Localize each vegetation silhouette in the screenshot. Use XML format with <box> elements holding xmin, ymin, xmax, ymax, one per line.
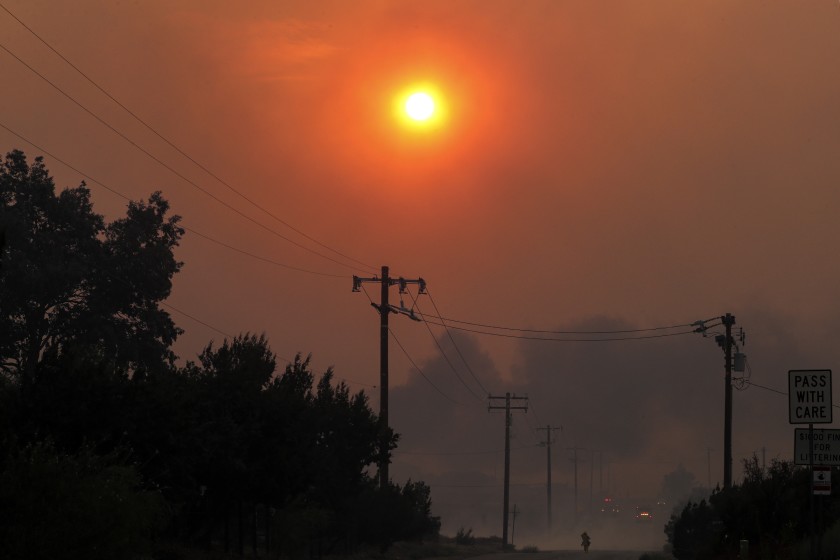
<box><xmin>666</xmin><ymin>456</ymin><xmax>840</xmax><ymax>560</ymax></box>
<box><xmin>0</xmin><ymin>150</ymin><xmax>439</xmax><ymax>559</ymax></box>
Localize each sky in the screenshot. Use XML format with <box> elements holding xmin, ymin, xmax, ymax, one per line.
<box><xmin>2</xmin><ymin>0</ymin><xmax>840</xmax><ymax>548</ymax></box>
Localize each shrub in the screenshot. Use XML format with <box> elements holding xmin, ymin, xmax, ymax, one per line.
<box><xmin>455</xmin><ymin>527</ymin><xmax>475</xmax><ymax>545</ymax></box>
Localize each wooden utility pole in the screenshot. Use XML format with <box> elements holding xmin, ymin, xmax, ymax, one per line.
<box><xmin>489</xmin><ymin>393</ymin><xmax>528</xmax><ymax>548</ymax></box>
<box><xmin>353</xmin><ymin>266</ymin><xmax>425</xmax><ymax>489</ymax></box>
<box><xmin>537</xmin><ymin>426</ymin><xmax>558</xmax><ymax>531</ymax></box>
<box><xmin>567</xmin><ymin>446</ymin><xmax>585</xmax><ymax>525</ymax></box>
<box><xmin>721</xmin><ymin>313</ymin><xmax>735</xmax><ymax>489</ymax></box>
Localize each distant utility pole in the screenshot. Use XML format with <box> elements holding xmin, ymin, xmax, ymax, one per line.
<box><xmin>567</xmin><ymin>446</ymin><xmax>585</xmax><ymax>526</ymax></box>
<box><xmin>695</xmin><ymin>313</ymin><xmax>746</xmax><ymax>491</ymax></box>
<box><xmin>353</xmin><ymin>266</ymin><xmax>425</xmax><ymax>489</ymax></box>
<box><xmin>510</xmin><ymin>504</ymin><xmax>519</xmax><ymax>547</ymax></box>
<box><xmin>598</xmin><ymin>451</ymin><xmax>604</xmax><ymax>497</ymax></box>
<box><xmin>717</xmin><ymin>313</ymin><xmax>736</xmax><ymax>489</ymax></box>
<box><xmin>589</xmin><ymin>449</ymin><xmax>595</xmax><ymax>514</ymax></box>
<box><xmin>537</xmin><ymin>426</ymin><xmax>558</xmax><ymax>531</ymax></box>
<box><xmin>707</xmin><ymin>448</ymin><xmax>712</xmax><ymax>489</ymax></box>
<box><xmin>489</xmin><ymin>393</ymin><xmax>528</xmax><ymax>548</ymax></box>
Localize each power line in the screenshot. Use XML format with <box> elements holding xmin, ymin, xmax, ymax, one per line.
<box><xmin>389</xmin><ymin>327</ymin><xmax>460</xmax><ymax>405</ymax></box>
<box><xmin>422</xmin><ymin>287</ymin><xmax>490</xmax><ymax>395</ymax></box>
<box><xmin>405</xmin><ymin>290</ymin><xmax>486</xmax><ymax>402</ymax></box>
<box><xmin>0</xmin><ymin>1</ymin><xmax>377</xmax><ymax>275</ymax></box>
<box><xmin>417</xmin><ymin>314</ymin><xmax>697</xmax><ymax>335</ymax></box>
<box><xmin>0</xmin><ymin>40</ymin><xmax>373</xmax><ymax>275</ymax></box>
<box><xmin>394</xmin><ymin>443</ymin><xmax>541</xmax><ymax>457</ymax></box>
<box><xmin>0</xmin><ymin>121</ymin><xmax>347</xmax><ymax>279</ymax></box>
<box><xmin>358</xmin><ymin>284</ymin><xmax>460</xmax><ymax>405</ymax></box>
<box><xmin>420</xmin><ymin>317</ymin><xmax>698</xmax><ymax>342</ymax></box>
<box><xmin>409</xmin><ymin>294</ymin><xmax>485</xmax><ymax>403</ymax></box>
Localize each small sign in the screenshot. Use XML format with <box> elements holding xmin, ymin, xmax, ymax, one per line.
<box><xmin>794</xmin><ymin>429</ymin><xmax>840</xmax><ymax>466</ymax></box>
<box><xmin>789</xmin><ymin>370</ymin><xmax>832</xmax><ymax>424</ymax></box>
<box><xmin>814</xmin><ymin>466</ymin><xmax>831</xmax><ymax>495</ymax></box>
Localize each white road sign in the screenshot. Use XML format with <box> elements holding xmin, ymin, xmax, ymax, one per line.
<box><xmin>789</xmin><ymin>370</ymin><xmax>832</xmax><ymax>424</ymax></box>
<box><xmin>794</xmin><ymin>429</ymin><xmax>840</xmax><ymax>466</ymax></box>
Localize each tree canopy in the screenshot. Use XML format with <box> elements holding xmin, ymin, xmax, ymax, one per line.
<box><xmin>0</xmin><ymin>149</ymin><xmax>183</xmax><ymax>380</ymax></box>
<box><xmin>0</xmin><ymin>150</ymin><xmax>439</xmax><ymax>558</ymax></box>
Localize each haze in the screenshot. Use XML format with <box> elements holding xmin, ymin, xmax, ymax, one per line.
<box><xmin>2</xmin><ymin>0</ymin><xmax>839</xmax><ymax>549</ymax></box>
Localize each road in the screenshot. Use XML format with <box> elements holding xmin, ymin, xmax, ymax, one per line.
<box><xmin>471</xmin><ymin>551</ymin><xmax>656</xmax><ymax>560</ymax></box>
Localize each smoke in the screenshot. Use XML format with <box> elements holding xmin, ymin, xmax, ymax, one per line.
<box><xmin>388</xmin><ymin>308</ymin><xmax>831</xmax><ymax>548</ymax></box>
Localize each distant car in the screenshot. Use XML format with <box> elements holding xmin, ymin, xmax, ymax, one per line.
<box><xmin>635</xmin><ymin>506</ymin><xmax>653</xmax><ymax>521</ymax></box>
<box><xmin>600</xmin><ymin>497</ymin><xmax>621</xmax><ymax>515</ymax></box>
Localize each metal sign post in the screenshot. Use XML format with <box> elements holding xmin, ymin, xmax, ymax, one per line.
<box><xmin>789</xmin><ymin>369</ymin><xmax>833</xmax><ymax>560</ymax></box>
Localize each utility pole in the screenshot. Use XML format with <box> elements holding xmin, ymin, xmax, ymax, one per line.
<box><xmin>353</xmin><ymin>266</ymin><xmax>425</xmax><ymax>489</ymax></box>
<box><xmin>707</xmin><ymin>448</ymin><xmax>712</xmax><ymax>489</ymax></box>
<box><xmin>510</xmin><ymin>504</ymin><xmax>519</xmax><ymax>548</ymax></box>
<box><xmin>567</xmin><ymin>446</ymin><xmax>585</xmax><ymax>526</ymax></box>
<box><xmin>537</xmin><ymin>426</ymin><xmax>557</xmax><ymax>531</ymax></box>
<box><xmin>718</xmin><ymin>313</ymin><xmax>735</xmax><ymax>489</ymax></box>
<box><xmin>696</xmin><ymin>313</ymin><xmax>745</xmax><ymax>491</ymax></box>
<box><xmin>589</xmin><ymin>449</ymin><xmax>595</xmax><ymax>515</ymax></box>
<box><xmin>598</xmin><ymin>451</ymin><xmax>603</xmax><ymax>497</ymax></box>
<box><xmin>489</xmin><ymin>393</ymin><xmax>528</xmax><ymax>548</ymax></box>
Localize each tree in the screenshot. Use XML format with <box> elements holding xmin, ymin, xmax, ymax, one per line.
<box><xmin>665</xmin><ymin>457</ymin><xmax>830</xmax><ymax>560</ymax></box>
<box><xmin>0</xmin><ymin>441</ymin><xmax>166</xmax><ymax>560</ymax></box>
<box><xmin>0</xmin><ymin>150</ymin><xmax>183</xmax><ymax>380</ymax></box>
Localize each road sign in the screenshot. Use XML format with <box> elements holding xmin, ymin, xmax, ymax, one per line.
<box><xmin>814</xmin><ymin>466</ymin><xmax>831</xmax><ymax>495</ymax></box>
<box><xmin>794</xmin><ymin>429</ymin><xmax>840</xmax><ymax>465</ymax></box>
<box><xmin>789</xmin><ymin>370</ymin><xmax>832</xmax><ymax>424</ymax></box>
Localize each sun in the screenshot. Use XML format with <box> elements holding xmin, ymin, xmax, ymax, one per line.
<box><xmin>405</xmin><ymin>92</ymin><xmax>435</xmax><ymax>121</ymax></box>
<box><xmin>392</xmin><ymin>84</ymin><xmax>447</xmax><ymax>132</ymax></box>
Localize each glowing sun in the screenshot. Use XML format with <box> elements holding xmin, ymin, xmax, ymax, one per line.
<box><xmin>405</xmin><ymin>92</ymin><xmax>435</xmax><ymax>121</ymax></box>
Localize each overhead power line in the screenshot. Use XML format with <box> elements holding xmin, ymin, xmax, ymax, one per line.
<box><xmin>421</xmin><ymin>318</ymin><xmax>698</xmax><ymax>342</ymax></box>
<box><xmin>357</xmin><ymin>281</ymin><xmax>462</xmax><ymax>428</ymax></box>
<box><xmin>0</xmin><ymin>1</ymin><xmax>376</xmax><ymax>274</ymax></box>
<box><xmin>405</xmin><ymin>291</ymin><xmax>485</xmax><ymax>403</ymax></box>
<box><xmin>424</xmin><ymin>316</ymin><xmax>696</xmax><ymax>335</ymax></box>
<box><xmin>0</xmin><ymin>121</ymin><xmax>346</xmax><ymax>279</ymax></box>
<box><xmin>389</xmin><ymin>327</ymin><xmax>460</xmax><ymax>405</ymax></box>
<box><xmin>419</xmin><ymin>287</ymin><xmax>490</xmax><ymax>396</ymax></box>
<box><xmin>0</xmin><ymin>40</ymin><xmax>373</xmax><ymax>276</ymax></box>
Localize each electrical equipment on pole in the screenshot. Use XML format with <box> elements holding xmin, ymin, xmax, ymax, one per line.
<box><xmin>353</xmin><ymin>266</ymin><xmax>426</xmax><ymax>489</ymax></box>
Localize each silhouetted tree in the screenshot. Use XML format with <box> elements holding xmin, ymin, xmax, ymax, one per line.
<box><xmin>0</xmin><ymin>441</ymin><xmax>166</xmax><ymax>560</ymax></box>
<box><xmin>665</xmin><ymin>457</ymin><xmax>833</xmax><ymax>559</ymax></box>
<box><xmin>0</xmin><ymin>149</ymin><xmax>183</xmax><ymax>382</ymax></box>
<box><xmin>0</xmin><ymin>155</ymin><xmax>440</xmax><ymax>553</ymax></box>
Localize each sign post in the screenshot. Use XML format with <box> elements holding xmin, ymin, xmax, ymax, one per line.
<box><xmin>789</xmin><ymin>369</ymin><xmax>833</xmax><ymax>560</ymax></box>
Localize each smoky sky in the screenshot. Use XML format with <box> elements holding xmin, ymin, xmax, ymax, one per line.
<box><xmin>2</xmin><ymin>0</ymin><xmax>840</xmax><ymax>546</ymax></box>
<box><xmin>389</xmin><ymin>309</ymin><xmax>829</xmax><ymax>539</ymax></box>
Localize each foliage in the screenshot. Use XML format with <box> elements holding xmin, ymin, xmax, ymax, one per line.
<box><xmin>0</xmin><ymin>441</ymin><xmax>166</xmax><ymax>560</ymax></box>
<box><xmin>0</xmin><ymin>150</ymin><xmax>440</xmax><ymax>556</ymax></box>
<box><xmin>0</xmin><ymin>149</ymin><xmax>183</xmax><ymax>380</ymax></box>
<box><xmin>355</xmin><ymin>479</ymin><xmax>441</xmax><ymax>551</ymax></box>
<box><xmin>665</xmin><ymin>456</ymin><xmax>833</xmax><ymax>560</ymax></box>
<box><xmin>665</xmin><ymin>499</ymin><xmax>722</xmax><ymax>560</ymax></box>
<box><xmin>455</xmin><ymin>527</ymin><xmax>475</xmax><ymax>545</ymax></box>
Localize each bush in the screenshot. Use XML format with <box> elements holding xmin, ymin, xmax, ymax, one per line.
<box><xmin>0</xmin><ymin>441</ymin><xmax>166</xmax><ymax>560</ymax></box>
<box><xmin>455</xmin><ymin>527</ymin><xmax>475</xmax><ymax>545</ymax></box>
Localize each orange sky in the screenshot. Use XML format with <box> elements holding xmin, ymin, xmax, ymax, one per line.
<box><xmin>2</xmin><ymin>0</ymin><xmax>840</xmax><ymax>545</ymax></box>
